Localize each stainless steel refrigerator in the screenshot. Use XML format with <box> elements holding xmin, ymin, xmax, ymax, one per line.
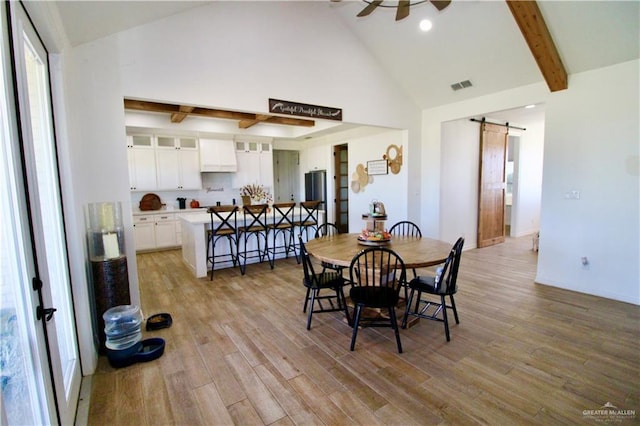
<box><xmin>304</xmin><ymin>170</ymin><xmax>327</xmax><ymax>212</ymax></box>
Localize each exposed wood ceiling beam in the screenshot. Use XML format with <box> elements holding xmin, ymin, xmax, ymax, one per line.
<box><xmin>170</xmin><ymin>105</ymin><xmax>195</xmax><ymax>123</ymax></box>
<box><xmin>123</xmin><ymin>99</ymin><xmax>315</xmax><ymax>128</ymax></box>
<box><xmin>506</xmin><ymin>0</ymin><xmax>568</xmax><ymax>92</ymax></box>
<box><xmin>239</xmin><ymin>114</ymin><xmax>271</xmax><ymax>129</ymax></box>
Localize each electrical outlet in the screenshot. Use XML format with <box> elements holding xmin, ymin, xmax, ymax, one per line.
<box><xmin>581</xmin><ymin>256</ymin><xmax>590</xmax><ymax>270</ymax></box>
<box><xmin>564</xmin><ymin>190</ymin><xmax>581</xmax><ymax>200</ymax></box>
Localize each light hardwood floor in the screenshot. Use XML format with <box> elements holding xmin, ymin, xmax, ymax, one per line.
<box><xmin>87</xmin><ymin>236</ymin><xmax>639</xmax><ymax>425</ymax></box>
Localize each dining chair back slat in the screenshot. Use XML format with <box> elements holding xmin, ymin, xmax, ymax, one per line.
<box><xmin>348</xmin><ymin>247</ymin><xmax>406</xmax><ymax>353</ymax></box>
<box><xmin>401</xmin><ymin>237</ymin><xmax>464</xmax><ymax>341</ymax></box>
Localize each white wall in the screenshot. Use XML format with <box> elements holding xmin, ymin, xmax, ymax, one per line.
<box><xmin>438</xmin><ymin>111</ymin><xmax>544</xmax><ymax>246</ymax></box>
<box><xmin>440</xmin><ymin>119</ymin><xmax>479</xmax><ymax>246</ymax></box>
<box><xmin>423</xmin><ymin>60</ymin><xmax>639</xmax><ymax>305</ymax></box>
<box><xmin>345</xmin><ymin>129</ymin><xmax>408</xmax><ymax>231</ymax></box>
<box><xmin>511</xmin><ymin>114</ymin><xmax>544</xmax><ymax>237</ymax></box>
<box><xmin>293</xmin><ymin>126</ymin><xmax>407</xmax><ymax>231</ymax></box>
<box><xmin>422</xmin><ymin>83</ymin><xmax>549</xmax><ymax>238</ymax></box>
<box><xmin>537</xmin><ymin>60</ymin><xmax>639</xmax><ymax>305</ymax></box>
<box><xmin>56</xmin><ymin>2</ymin><xmax>422</xmax><ymax>373</ymax></box>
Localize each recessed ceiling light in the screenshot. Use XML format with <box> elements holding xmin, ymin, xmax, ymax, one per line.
<box><xmin>419</xmin><ymin>19</ymin><xmax>433</xmax><ymax>32</ymax></box>
<box><xmin>525</xmin><ymin>104</ymin><xmax>536</xmax><ymax>109</ymax></box>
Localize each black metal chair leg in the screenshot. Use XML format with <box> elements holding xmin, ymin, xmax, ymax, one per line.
<box><xmin>402</xmin><ymin>288</ymin><xmax>415</xmax><ymax>329</ymax></box>
<box><xmin>450</xmin><ymin>294</ymin><xmax>459</xmax><ymax>324</ymax></box>
<box><xmin>303</xmin><ymin>287</ymin><xmax>311</xmax><ymax>313</ymax></box>
<box><xmin>441</xmin><ymin>295</ymin><xmax>450</xmax><ymax>342</ymax></box>
<box><xmin>389</xmin><ymin>306</ymin><xmax>403</xmax><ymax>354</ymax></box>
<box><xmin>350</xmin><ymin>305</ymin><xmax>362</xmax><ymax>351</ymax></box>
<box><xmin>306</xmin><ymin>289</ymin><xmax>317</xmax><ymax>330</ymax></box>
<box><xmin>342</xmin><ymin>288</ymin><xmax>352</xmax><ymax>326</ymax></box>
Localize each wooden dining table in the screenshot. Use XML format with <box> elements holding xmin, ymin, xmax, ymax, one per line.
<box><xmin>305</xmin><ymin>233</ymin><xmax>452</xmax><ymax>270</ymax></box>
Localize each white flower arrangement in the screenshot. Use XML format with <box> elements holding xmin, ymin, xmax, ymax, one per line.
<box><xmin>240</xmin><ymin>183</ymin><xmax>273</xmax><ymax>204</ymax></box>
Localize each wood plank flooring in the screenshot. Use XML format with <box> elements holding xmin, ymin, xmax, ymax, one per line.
<box><xmin>87</xmin><ymin>236</ymin><xmax>639</xmax><ymax>425</ymax></box>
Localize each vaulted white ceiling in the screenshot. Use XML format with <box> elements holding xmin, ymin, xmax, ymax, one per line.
<box><xmin>51</xmin><ymin>1</ymin><xmax>639</xmax><ymax>119</ymax></box>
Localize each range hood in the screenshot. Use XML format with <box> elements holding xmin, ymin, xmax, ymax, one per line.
<box><xmin>200</xmin><ymin>138</ymin><xmax>237</xmax><ymax>172</ymax></box>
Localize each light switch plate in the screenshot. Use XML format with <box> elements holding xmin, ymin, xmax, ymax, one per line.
<box><xmin>564</xmin><ymin>190</ymin><xmax>580</xmax><ymax>200</ymax></box>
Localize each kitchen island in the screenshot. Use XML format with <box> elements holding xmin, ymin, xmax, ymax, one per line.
<box><xmin>180</xmin><ymin>208</ymin><xmax>325</xmax><ymax>278</ymax></box>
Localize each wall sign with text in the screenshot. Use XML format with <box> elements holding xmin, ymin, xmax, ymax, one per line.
<box><xmin>367</xmin><ymin>160</ymin><xmax>388</xmax><ymax>175</ymax></box>
<box><xmin>269</xmin><ymin>98</ymin><xmax>342</xmax><ymax>121</ymax></box>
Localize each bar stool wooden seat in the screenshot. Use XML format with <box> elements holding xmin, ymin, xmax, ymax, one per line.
<box><xmin>297</xmin><ymin>199</ymin><xmax>321</xmax><ymax>239</ymax></box>
<box><xmin>293</xmin><ymin>200</ymin><xmax>321</xmax><ymax>263</ymax></box>
<box><xmin>206</xmin><ymin>206</ymin><xmax>238</xmax><ymax>280</ymax></box>
<box><xmin>237</xmin><ymin>204</ymin><xmax>273</xmax><ymax>275</ymax></box>
<box><xmin>267</xmin><ymin>202</ymin><xmax>297</xmax><ymax>262</ymax></box>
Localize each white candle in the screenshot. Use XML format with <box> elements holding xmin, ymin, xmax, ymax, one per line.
<box><xmin>100</xmin><ymin>203</ymin><xmax>115</xmax><ymax>230</ymax></box>
<box><xmin>103</xmin><ymin>233</ymin><xmax>120</xmax><ymax>259</ymax></box>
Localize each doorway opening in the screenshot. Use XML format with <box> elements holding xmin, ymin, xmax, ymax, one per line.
<box><xmin>333</xmin><ymin>144</ymin><xmax>349</xmax><ymax>233</ymax></box>
<box><xmin>273</xmin><ymin>150</ymin><xmax>300</xmax><ymax>203</ymax></box>
<box><xmin>505</xmin><ymin>135</ymin><xmax>518</xmax><ymax>236</ymax></box>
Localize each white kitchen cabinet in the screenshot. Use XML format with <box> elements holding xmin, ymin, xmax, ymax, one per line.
<box><xmin>133</xmin><ymin>213</ymin><xmax>178</xmax><ymax>250</ymax></box>
<box><xmin>127</xmin><ymin>135</ymin><xmax>157</xmax><ymax>191</ymax></box>
<box><xmin>133</xmin><ymin>215</ymin><xmax>157</xmax><ymax>250</ymax></box>
<box><xmin>232</xmin><ymin>141</ymin><xmax>273</xmax><ymax>189</ymax></box>
<box><xmin>199</xmin><ymin>138</ymin><xmax>237</xmax><ymax>172</ymax></box>
<box><xmin>154</xmin><ymin>213</ymin><xmax>178</xmax><ymax>247</ymax></box>
<box><xmin>155</xmin><ymin>136</ymin><xmax>202</xmax><ymax>190</ymax></box>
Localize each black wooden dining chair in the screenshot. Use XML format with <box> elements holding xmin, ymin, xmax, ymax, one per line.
<box><xmin>348</xmin><ymin>247</ymin><xmax>406</xmax><ymax>353</ymax></box>
<box><xmin>314</xmin><ymin>223</ymin><xmax>344</xmax><ymax>275</ymax></box>
<box><xmin>315</xmin><ymin>222</ymin><xmax>339</xmax><ymax>238</ymax></box>
<box><xmin>401</xmin><ymin>237</ymin><xmax>464</xmax><ymax>341</ymax></box>
<box><xmin>299</xmin><ymin>236</ymin><xmax>350</xmax><ymax>330</ymax></box>
<box><xmin>389</xmin><ymin>220</ymin><xmax>423</xmax><ymax>296</ymax></box>
<box><xmin>389</xmin><ymin>220</ymin><xmax>422</xmax><ymax>238</ymax></box>
<box><xmin>389</xmin><ymin>220</ymin><xmax>421</xmax><ymax>273</ymax></box>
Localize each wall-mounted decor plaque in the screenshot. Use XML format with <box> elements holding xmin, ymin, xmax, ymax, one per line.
<box><xmin>367</xmin><ymin>159</ymin><xmax>388</xmax><ymax>176</ymax></box>
<box><xmin>269</xmin><ymin>98</ymin><xmax>342</xmax><ymax>121</ymax></box>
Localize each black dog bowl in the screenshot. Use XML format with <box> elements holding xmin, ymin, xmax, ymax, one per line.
<box><xmin>106</xmin><ymin>342</ymin><xmax>142</xmax><ymax>368</ymax></box>
<box><xmin>133</xmin><ymin>338</ymin><xmax>165</xmax><ymax>363</ymax></box>
<box><xmin>146</xmin><ymin>313</ymin><xmax>172</xmax><ymax>331</ymax></box>
<box><xmin>106</xmin><ymin>338</ymin><xmax>165</xmax><ymax>368</ymax></box>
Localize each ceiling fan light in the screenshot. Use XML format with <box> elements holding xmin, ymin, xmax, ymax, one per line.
<box><xmin>419</xmin><ymin>19</ymin><xmax>433</xmax><ymax>32</ymax></box>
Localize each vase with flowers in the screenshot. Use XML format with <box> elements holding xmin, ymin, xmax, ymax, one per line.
<box><xmin>240</xmin><ymin>183</ymin><xmax>273</xmax><ymax>206</ymax></box>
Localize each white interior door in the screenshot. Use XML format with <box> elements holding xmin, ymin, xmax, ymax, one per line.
<box><xmin>1</xmin><ymin>2</ymin><xmax>81</xmax><ymax>424</ymax></box>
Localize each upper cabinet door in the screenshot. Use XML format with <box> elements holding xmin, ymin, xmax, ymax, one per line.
<box><xmin>155</xmin><ymin>136</ymin><xmax>202</xmax><ymax>190</ymax></box>
<box><xmin>178</xmin><ymin>137</ymin><xmax>201</xmax><ymax>189</ymax></box>
<box><xmin>127</xmin><ymin>135</ymin><xmax>157</xmax><ymax>191</ymax></box>
<box><xmin>232</xmin><ymin>142</ymin><xmax>273</xmax><ymax>189</ymax></box>
<box><xmin>200</xmin><ymin>138</ymin><xmax>237</xmax><ymax>172</ymax></box>
<box><xmin>155</xmin><ymin>147</ymin><xmax>180</xmax><ymax>190</ymax></box>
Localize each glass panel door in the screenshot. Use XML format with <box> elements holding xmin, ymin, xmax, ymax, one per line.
<box><xmin>0</xmin><ymin>2</ymin><xmax>81</xmax><ymax>424</ymax></box>
<box><xmin>0</xmin><ymin>3</ymin><xmax>52</xmax><ymax>423</ymax></box>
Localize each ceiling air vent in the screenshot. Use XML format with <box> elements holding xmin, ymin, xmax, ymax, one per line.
<box><xmin>451</xmin><ymin>80</ymin><xmax>473</xmax><ymax>91</ymax></box>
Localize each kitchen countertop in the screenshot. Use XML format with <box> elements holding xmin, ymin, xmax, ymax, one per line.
<box><xmin>131</xmin><ymin>206</ymin><xmax>208</xmax><ymax>216</ymax></box>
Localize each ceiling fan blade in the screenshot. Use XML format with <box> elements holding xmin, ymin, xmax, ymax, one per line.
<box><xmin>357</xmin><ymin>0</ymin><xmax>383</xmax><ymax>17</ymax></box>
<box><xmin>430</xmin><ymin>0</ymin><xmax>451</xmax><ymax>11</ymax></box>
<box><xmin>396</xmin><ymin>0</ymin><xmax>410</xmax><ymax>21</ymax></box>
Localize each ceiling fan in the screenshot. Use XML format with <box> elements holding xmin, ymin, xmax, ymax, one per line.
<box><xmin>333</xmin><ymin>0</ymin><xmax>451</xmax><ymax>21</ymax></box>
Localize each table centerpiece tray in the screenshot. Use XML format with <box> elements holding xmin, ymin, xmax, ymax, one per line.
<box><xmin>357</xmin><ymin>236</ymin><xmax>391</xmax><ymax>246</ymax></box>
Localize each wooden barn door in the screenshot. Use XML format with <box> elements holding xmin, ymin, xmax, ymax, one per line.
<box><xmin>477</xmin><ymin>122</ymin><xmax>508</xmax><ymax>248</ymax></box>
